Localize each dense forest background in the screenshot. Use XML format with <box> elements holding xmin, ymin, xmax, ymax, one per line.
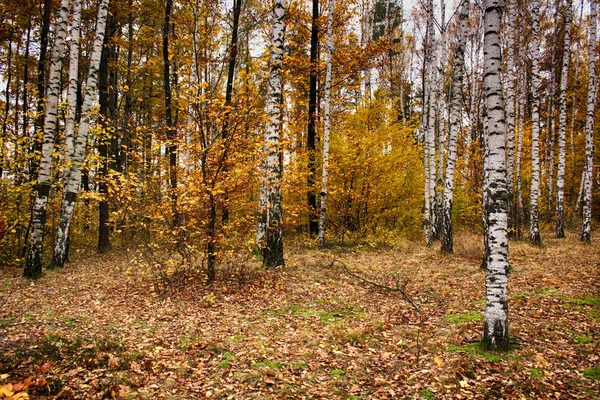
<box><xmin>0</xmin><ymin>0</ymin><xmax>597</xmax><ymax>276</ymax></box>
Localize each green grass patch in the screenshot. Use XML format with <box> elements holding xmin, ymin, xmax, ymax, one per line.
<box><xmin>331</xmin><ymin>368</ymin><xmax>345</xmax><ymax>377</ymax></box>
<box><xmin>445</xmin><ymin>342</ymin><xmax>515</xmax><ymax>362</ymax></box>
<box><xmin>278</xmin><ymin>303</ymin><xmax>365</xmax><ymax>323</ymax></box>
<box><xmin>582</xmin><ymin>367</ymin><xmax>600</xmax><ymax>381</ymax></box>
<box><xmin>539</xmin><ymin>287</ymin><xmax>560</xmax><ymax>296</ymax></box>
<box><xmin>418</xmin><ymin>388</ymin><xmax>434</xmax><ymax>399</ymax></box>
<box><xmin>556</xmin><ymin>296</ymin><xmax>599</xmax><ymax>306</ymax></box>
<box><xmin>253</xmin><ymin>359</ymin><xmax>283</xmax><ymax>370</ymax></box>
<box><xmin>443</xmin><ymin>310</ymin><xmax>482</xmax><ymax>324</ymax></box>
<box><xmin>59</xmin><ymin>315</ymin><xmax>88</xmax><ymax>328</ymax></box>
<box><xmin>574</xmin><ymin>335</ymin><xmax>593</xmax><ymax>344</ymax></box>
<box><xmin>529</xmin><ymin>368</ymin><xmax>543</xmax><ymax>379</ymax></box>
<box><xmin>217</xmin><ymin>352</ymin><xmax>236</xmax><ymax>368</ymax></box>
<box><xmin>513</xmin><ymin>291</ymin><xmax>533</xmax><ymax>298</ymax></box>
<box><xmin>176</xmin><ymin>334</ymin><xmax>201</xmax><ymax>349</ymax></box>
<box><xmin>0</xmin><ymin>315</ymin><xmax>16</xmax><ymax>327</ymax></box>
<box><xmin>574</xmin><ymin>306</ymin><xmax>600</xmax><ymax>321</ymax></box>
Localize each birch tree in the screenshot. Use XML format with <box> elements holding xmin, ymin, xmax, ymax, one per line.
<box><xmin>581</xmin><ymin>0</ymin><xmax>597</xmax><ymax>243</ymax></box>
<box><xmin>24</xmin><ymin>0</ymin><xmax>72</xmax><ymax>278</ymax></box>
<box><xmin>504</xmin><ymin>0</ymin><xmax>517</xmax><ymax>237</ymax></box>
<box><xmin>556</xmin><ymin>0</ymin><xmax>572</xmax><ymax>238</ymax></box>
<box><xmin>422</xmin><ymin>0</ymin><xmax>436</xmax><ymax>245</ymax></box>
<box><xmin>61</xmin><ymin>0</ymin><xmax>82</xmax><ymax>174</ymax></box>
<box><xmin>482</xmin><ymin>0</ymin><xmax>509</xmax><ymax>349</ymax></box>
<box><xmin>51</xmin><ymin>0</ymin><xmax>110</xmax><ymax>268</ymax></box>
<box><xmin>262</xmin><ymin>0</ymin><xmax>286</xmax><ymax>267</ymax></box>
<box><xmin>318</xmin><ymin>0</ymin><xmax>336</xmax><ymax>245</ymax></box>
<box><xmin>529</xmin><ymin>0</ymin><xmax>542</xmax><ymax>244</ymax></box>
<box><xmin>441</xmin><ymin>0</ymin><xmax>469</xmax><ymax>254</ymax></box>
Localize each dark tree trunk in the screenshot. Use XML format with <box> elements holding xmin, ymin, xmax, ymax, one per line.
<box><xmin>163</xmin><ymin>0</ymin><xmax>179</xmax><ymax>227</ymax></box>
<box><xmin>307</xmin><ymin>0</ymin><xmax>319</xmax><ymax>236</ymax></box>
<box><xmin>221</xmin><ymin>0</ymin><xmax>243</xmax><ymax>225</ymax></box>
<box><xmin>98</xmin><ymin>21</ymin><xmax>111</xmax><ymax>254</ymax></box>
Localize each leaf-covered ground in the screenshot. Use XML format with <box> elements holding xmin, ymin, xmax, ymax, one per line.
<box><xmin>1</xmin><ymin>232</ymin><xmax>599</xmax><ymax>399</ymax></box>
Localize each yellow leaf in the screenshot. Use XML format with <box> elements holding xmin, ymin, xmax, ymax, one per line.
<box><xmin>459</xmin><ymin>379</ymin><xmax>469</xmax><ymax>388</ymax></box>
<box><xmin>14</xmin><ymin>392</ymin><xmax>30</xmax><ymax>400</ymax></box>
<box><xmin>0</xmin><ymin>374</ymin><xmax>8</xmax><ymax>380</ymax></box>
<box><xmin>434</xmin><ymin>355</ymin><xmax>443</xmax><ymax>366</ymax></box>
<box><xmin>0</xmin><ymin>383</ymin><xmax>14</xmax><ymax>396</ymax></box>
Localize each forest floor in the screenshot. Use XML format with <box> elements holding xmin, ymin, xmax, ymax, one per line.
<box><xmin>1</xmin><ymin>231</ymin><xmax>599</xmax><ymax>399</ymax></box>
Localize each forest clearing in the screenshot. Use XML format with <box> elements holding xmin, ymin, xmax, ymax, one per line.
<box><xmin>1</xmin><ymin>231</ymin><xmax>599</xmax><ymax>399</ymax></box>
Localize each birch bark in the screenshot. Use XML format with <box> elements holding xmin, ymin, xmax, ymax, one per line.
<box><xmin>51</xmin><ymin>0</ymin><xmax>110</xmax><ymax>268</ymax></box>
<box><xmin>62</xmin><ymin>0</ymin><xmax>82</xmax><ymax>173</ymax></box>
<box><xmin>262</xmin><ymin>0</ymin><xmax>286</xmax><ymax>267</ymax></box>
<box><xmin>318</xmin><ymin>0</ymin><xmax>335</xmax><ymax>245</ymax></box>
<box><xmin>556</xmin><ymin>0</ymin><xmax>572</xmax><ymax>238</ymax></box>
<box><xmin>504</xmin><ymin>0</ymin><xmax>517</xmax><ymax>237</ymax></box>
<box><xmin>423</xmin><ymin>0</ymin><xmax>437</xmax><ymax>245</ymax></box>
<box><xmin>441</xmin><ymin>0</ymin><xmax>469</xmax><ymax>254</ymax></box>
<box><xmin>482</xmin><ymin>0</ymin><xmax>509</xmax><ymax>349</ymax></box>
<box><xmin>24</xmin><ymin>0</ymin><xmax>72</xmax><ymax>278</ymax></box>
<box><xmin>581</xmin><ymin>0</ymin><xmax>597</xmax><ymax>243</ymax></box>
<box><xmin>529</xmin><ymin>0</ymin><xmax>542</xmax><ymax>244</ymax></box>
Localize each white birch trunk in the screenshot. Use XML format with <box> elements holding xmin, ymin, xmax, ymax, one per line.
<box><xmin>504</xmin><ymin>0</ymin><xmax>517</xmax><ymax>237</ymax></box>
<box><xmin>262</xmin><ymin>0</ymin><xmax>286</xmax><ymax>267</ymax></box>
<box><xmin>556</xmin><ymin>0</ymin><xmax>572</xmax><ymax>238</ymax></box>
<box><xmin>257</xmin><ymin>153</ymin><xmax>268</xmax><ymax>246</ymax></box>
<box><xmin>423</xmin><ymin>0</ymin><xmax>437</xmax><ymax>245</ymax></box>
<box><xmin>24</xmin><ymin>0</ymin><xmax>72</xmax><ymax>278</ymax></box>
<box><xmin>434</xmin><ymin>0</ymin><xmax>448</xmax><ymax>241</ymax></box>
<box><xmin>62</xmin><ymin>0</ymin><xmax>82</xmax><ymax>184</ymax></box>
<box><xmin>318</xmin><ymin>0</ymin><xmax>335</xmax><ymax>245</ymax></box>
<box><xmin>52</xmin><ymin>0</ymin><xmax>110</xmax><ymax>267</ymax></box>
<box><xmin>529</xmin><ymin>0</ymin><xmax>542</xmax><ymax>244</ymax></box>
<box><xmin>482</xmin><ymin>0</ymin><xmax>509</xmax><ymax>349</ymax></box>
<box><xmin>516</xmin><ymin>70</ymin><xmax>525</xmax><ymax>239</ymax></box>
<box><xmin>441</xmin><ymin>0</ymin><xmax>469</xmax><ymax>254</ymax></box>
<box><xmin>581</xmin><ymin>0</ymin><xmax>597</xmax><ymax>243</ymax></box>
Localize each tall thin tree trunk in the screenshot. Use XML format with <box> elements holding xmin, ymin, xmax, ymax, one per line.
<box><xmin>504</xmin><ymin>0</ymin><xmax>517</xmax><ymax>238</ymax></box>
<box><xmin>318</xmin><ymin>0</ymin><xmax>335</xmax><ymax>245</ymax></box>
<box><xmin>262</xmin><ymin>0</ymin><xmax>286</xmax><ymax>267</ymax></box>
<box><xmin>51</xmin><ymin>0</ymin><xmax>110</xmax><ymax>268</ymax></box>
<box><xmin>0</xmin><ymin>33</ymin><xmax>13</xmax><ymax>179</ymax></box>
<box><xmin>441</xmin><ymin>0</ymin><xmax>469</xmax><ymax>254</ymax></box>
<box><xmin>556</xmin><ymin>0</ymin><xmax>572</xmax><ymax>238</ymax></box>
<box><xmin>98</xmin><ymin>9</ymin><xmax>117</xmax><ymax>254</ymax></box>
<box><xmin>163</xmin><ymin>0</ymin><xmax>179</xmax><ymax>228</ymax></box>
<box><xmin>48</xmin><ymin>0</ymin><xmax>81</xmax><ymax>267</ymax></box>
<box><xmin>515</xmin><ymin>69</ymin><xmax>525</xmax><ymax>240</ymax></box>
<box><xmin>20</xmin><ymin>21</ymin><xmax>32</xmax><ymax>183</ymax></box>
<box><xmin>433</xmin><ymin>0</ymin><xmax>447</xmax><ymax>242</ymax></box>
<box><xmin>581</xmin><ymin>0</ymin><xmax>597</xmax><ymax>243</ymax></box>
<box><xmin>482</xmin><ymin>0</ymin><xmax>509</xmax><ymax>350</ymax></box>
<box><xmin>307</xmin><ymin>0</ymin><xmax>319</xmax><ymax>237</ymax></box>
<box><xmin>24</xmin><ymin>0</ymin><xmax>72</xmax><ymax>278</ymax></box>
<box><xmin>61</xmin><ymin>0</ymin><xmax>81</xmax><ymax>172</ymax></box>
<box><xmin>221</xmin><ymin>0</ymin><xmax>242</xmax><ymax>225</ymax></box>
<box><xmin>31</xmin><ymin>0</ymin><xmax>51</xmax><ymax>180</ymax></box>
<box><xmin>423</xmin><ymin>0</ymin><xmax>436</xmax><ymax>245</ymax></box>
<box><xmin>529</xmin><ymin>0</ymin><xmax>542</xmax><ymax>244</ymax></box>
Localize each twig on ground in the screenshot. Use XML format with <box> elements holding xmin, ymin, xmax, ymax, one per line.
<box><xmin>329</xmin><ymin>258</ymin><xmax>420</xmax><ymax>313</ymax></box>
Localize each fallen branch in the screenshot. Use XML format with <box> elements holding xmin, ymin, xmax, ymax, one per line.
<box><xmin>329</xmin><ymin>258</ymin><xmax>420</xmax><ymax>313</ymax></box>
